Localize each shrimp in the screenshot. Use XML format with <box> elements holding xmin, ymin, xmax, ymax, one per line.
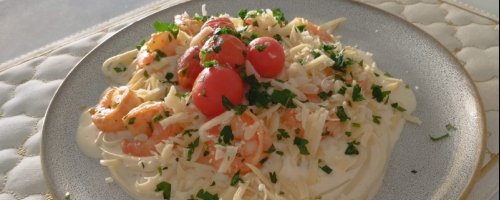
<box><xmin>121</xmin><ymin>101</ymin><xmax>186</xmax><ymax>157</ymax></box>
<box><xmin>90</xmin><ymin>87</ymin><xmax>143</xmax><ymax>133</ymax></box>
<box><xmin>198</xmin><ymin>111</ymin><xmax>272</xmax><ymax>174</ymax></box>
<box><xmin>305</xmin><ymin>21</ymin><xmax>335</xmax><ymax>43</ymax></box>
<box><xmin>137</xmin><ymin>32</ymin><xmax>181</xmax><ymax>69</ymax></box>
<box><xmin>175</xmin><ymin>14</ymin><xmax>203</xmax><ymax>36</ymax></box>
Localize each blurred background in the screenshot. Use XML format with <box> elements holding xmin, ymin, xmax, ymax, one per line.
<box><xmin>0</xmin><ymin>0</ymin><xmax>498</xmax><ymax>64</ymax></box>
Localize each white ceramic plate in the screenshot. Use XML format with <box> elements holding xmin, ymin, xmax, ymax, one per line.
<box><xmin>41</xmin><ymin>0</ymin><xmax>486</xmax><ymax>199</ymax></box>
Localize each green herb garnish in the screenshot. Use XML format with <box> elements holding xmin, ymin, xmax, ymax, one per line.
<box><xmin>336</xmin><ymin>106</ymin><xmax>350</xmax><ymax>122</ymax></box>
<box><xmin>255</xmin><ymin>44</ymin><xmax>266</xmax><ymax>52</ymax></box>
<box><xmin>318</xmin><ymin>91</ymin><xmax>334</xmax><ymax>101</ymax></box>
<box><xmin>277</xmin><ymin>129</ymin><xmax>291</xmax><ymax>141</ymax></box>
<box><xmin>270</xmin><ymin>172</ymin><xmax>278</xmax><ymax>184</ymax></box>
<box><xmin>320</xmin><ymin>165</ymin><xmax>333</xmax><ymax>174</ymax></box>
<box><xmin>293</xmin><ymin>137</ymin><xmax>310</xmax><ymax>155</ymax></box>
<box><xmin>153</xmin><ymin>21</ymin><xmax>179</xmax><ymax>38</ymax></box>
<box><xmin>352</xmin><ymin>85</ymin><xmax>365</xmax><ymax>102</ymax></box>
<box><xmin>391</xmin><ymin>103</ymin><xmax>407</xmax><ymax>112</ymax></box>
<box><xmin>270</xmin><ymin>89</ymin><xmax>297</xmax><ymax>108</ymax></box>
<box><xmin>373</xmin><ymin>115</ymin><xmax>382</xmax><ymax>125</ymax></box>
<box><xmin>152</xmin><ymin>113</ymin><xmax>163</xmax><ymax>123</ymax></box>
<box><xmin>187</xmin><ymin>137</ymin><xmax>200</xmax><ymax>161</ymax></box>
<box><xmin>230</xmin><ymin>170</ymin><xmax>245</xmax><ymax>186</ymax></box>
<box><xmin>446</xmin><ymin>124</ymin><xmax>457</xmax><ymax>131</ymax></box>
<box><xmin>220</xmin><ymin>126</ymin><xmax>234</xmax><ymax>144</ymax></box>
<box><xmin>155</xmin><ymin>182</ymin><xmax>172</xmax><ymax>199</ymax></box>
<box><xmin>430</xmin><ymin>134</ymin><xmax>450</xmax><ymax>142</ymax></box>
<box><xmin>345</xmin><ymin>141</ymin><xmax>360</xmax><ymax>155</ymax></box>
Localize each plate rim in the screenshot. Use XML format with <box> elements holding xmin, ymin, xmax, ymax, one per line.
<box><xmin>40</xmin><ymin>1</ymin><xmax>487</xmax><ymax>199</ymax></box>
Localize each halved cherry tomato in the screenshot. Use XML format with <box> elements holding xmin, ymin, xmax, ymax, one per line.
<box><xmin>201</xmin><ymin>34</ymin><xmax>247</xmax><ymax>73</ymax></box>
<box><xmin>247</xmin><ymin>37</ymin><xmax>285</xmax><ymax>78</ymax></box>
<box><xmin>176</xmin><ymin>46</ymin><xmax>204</xmax><ymax>89</ymax></box>
<box><xmin>192</xmin><ymin>66</ymin><xmax>244</xmax><ymax>117</ymax></box>
<box><xmin>202</xmin><ymin>17</ymin><xmax>235</xmax><ymax>30</ymax></box>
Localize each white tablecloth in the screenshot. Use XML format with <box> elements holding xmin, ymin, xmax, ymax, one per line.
<box><xmin>0</xmin><ymin>0</ymin><xmax>497</xmax><ymax>199</ymax></box>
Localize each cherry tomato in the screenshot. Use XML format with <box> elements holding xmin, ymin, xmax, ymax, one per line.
<box><xmin>201</xmin><ymin>34</ymin><xmax>247</xmax><ymax>73</ymax></box>
<box><xmin>176</xmin><ymin>46</ymin><xmax>204</xmax><ymax>89</ymax></box>
<box><xmin>202</xmin><ymin>17</ymin><xmax>235</xmax><ymax>30</ymax></box>
<box><xmin>192</xmin><ymin>66</ymin><xmax>245</xmax><ymax>117</ymax></box>
<box><xmin>247</xmin><ymin>37</ymin><xmax>285</xmax><ymax>78</ymax></box>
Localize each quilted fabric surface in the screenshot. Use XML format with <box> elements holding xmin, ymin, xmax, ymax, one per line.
<box><xmin>0</xmin><ymin>0</ymin><xmax>497</xmax><ymax>199</ymax></box>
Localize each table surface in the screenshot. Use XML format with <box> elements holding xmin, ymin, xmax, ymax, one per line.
<box><xmin>0</xmin><ymin>0</ymin><xmax>498</xmax><ymax>200</ymax></box>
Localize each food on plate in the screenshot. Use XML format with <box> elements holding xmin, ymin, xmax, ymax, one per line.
<box><xmin>77</xmin><ymin>5</ymin><xmax>419</xmax><ymax>200</ymax></box>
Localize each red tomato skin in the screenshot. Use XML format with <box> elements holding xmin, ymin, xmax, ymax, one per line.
<box><xmin>201</xmin><ymin>34</ymin><xmax>247</xmax><ymax>73</ymax></box>
<box><xmin>247</xmin><ymin>37</ymin><xmax>285</xmax><ymax>78</ymax></box>
<box><xmin>176</xmin><ymin>46</ymin><xmax>204</xmax><ymax>89</ymax></box>
<box><xmin>192</xmin><ymin>66</ymin><xmax>245</xmax><ymax>117</ymax></box>
<box><xmin>202</xmin><ymin>17</ymin><xmax>235</xmax><ymax>30</ymax></box>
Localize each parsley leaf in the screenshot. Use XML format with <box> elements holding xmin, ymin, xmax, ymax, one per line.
<box><xmin>230</xmin><ymin>170</ymin><xmax>245</xmax><ymax>186</ymax></box>
<box><xmin>152</xmin><ymin>113</ymin><xmax>163</xmax><ymax>123</ymax></box>
<box><xmin>391</xmin><ymin>103</ymin><xmax>407</xmax><ymax>112</ymax></box>
<box><xmin>336</xmin><ymin>106</ymin><xmax>350</xmax><ymax>122</ymax></box>
<box><xmin>337</xmin><ymin>86</ymin><xmax>347</xmax><ymax>95</ymax></box>
<box><xmin>153</xmin><ymin>22</ymin><xmax>179</xmax><ymax>38</ymax></box>
<box><xmin>187</xmin><ymin>137</ymin><xmax>200</xmax><ymax>161</ymax></box>
<box><xmin>371</xmin><ymin>84</ymin><xmax>391</xmax><ymax>103</ymax></box>
<box><xmin>270</xmin><ymin>172</ymin><xmax>278</xmax><ymax>184</ymax></box>
<box><xmin>310</xmin><ymin>50</ymin><xmax>322</xmax><ymax>59</ymax></box>
<box><xmin>446</xmin><ymin>124</ymin><xmax>457</xmax><ymax>131</ymax></box>
<box><xmin>293</xmin><ymin>137</ymin><xmax>310</xmax><ymax>155</ymax></box>
<box><xmin>296</xmin><ymin>25</ymin><xmax>307</xmax><ymax>32</ymax></box>
<box><xmin>373</xmin><ymin>115</ymin><xmax>382</xmax><ymax>125</ymax></box>
<box><xmin>136</xmin><ymin>40</ymin><xmax>146</xmax><ymax>51</ymax></box>
<box><xmin>255</xmin><ymin>44</ymin><xmax>267</xmax><ymax>52</ymax></box>
<box><xmin>319</xmin><ymin>43</ymin><xmax>337</xmax><ymax>52</ymax></box>
<box><xmin>318</xmin><ymin>91</ymin><xmax>334</xmax><ymax>101</ymax></box>
<box><xmin>155</xmin><ymin>182</ymin><xmax>172</xmax><ymax>200</ymax></box>
<box><xmin>320</xmin><ymin>165</ymin><xmax>333</xmax><ymax>174</ymax></box>
<box><xmin>345</xmin><ymin>141</ymin><xmax>360</xmax><ymax>155</ymax></box>
<box><xmin>430</xmin><ymin>134</ymin><xmax>450</xmax><ymax>142</ymax></box>
<box><xmin>222</xmin><ymin>95</ymin><xmax>235</xmax><ymax>111</ymax></box>
<box><xmin>233</xmin><ymin>105</ymin><xmax>248</xmax><ymax>115</ymax></box>
<box><xmin>193</xmin><ymin>16</ymin><xmax>210</xmax><ymax>22</ymax></box>
<box><xmin>272</xmin><ymin>9</ymin><xmax>287</xmax><ymax>25</ymax></box>
<box><xmin>128</xmin><ymin>117</ymin><xmax>136</xmax><ymax>125</ymax></box>
<box><xmin>273</xmin><ymin>34</ymin><xmax>283</xmax><ymax>42</ymax></box>
<box><xmin>352</xmin><ymin>85</ymin><xmax>365</xmax><ymax>102</ymax></box>
<box><xmin>264</xmin><ymin>144</ymin><xmax>277</xmax><ymax>154</ymax></box>
<box><xmin>345</xmin><ymin>131</ymin><xmax>352</xmax><ymax>137</ymax></box>
<box><xmin>384</xmin><ymin>72</ymin><xmax>393</xmax><ymax>77</ymax></box>
<box><xmin>238</xmin><ymin>9</ymin><xmax>248</xmax><ymax>20</ymax></box>
<box><xmin>276</xmin><ymin>151</ymin><xmax>284</xmax><ymax>156</ymax></box>
<box><xmin>158</xmin><ymin>167</ymin><xmax>163</xmax><ymax>176</ymax></box>
<box><xmin>220</xmin><ymin>126</ymin><xmax>234</xmax><ymax>144</ymax></box>
<box><xmin>113</xmin><ymin>67</ymin><xmax>126</xmax><ymax>73</ymax></box>
<box><xmin>277</xmin><ymin>129</ymin><xmax>290</xmax><ymax>141</ymax></box>
<box><xmin>270</xmin><ymin>89</ymin><xmax>297</xmax><ymax>108</ymax></box>
<box><xmin>352</xmin><ymin>123</ymin><xmax>361</xmax><ymax>128</ymax></box>
<box><xmin>196</xmin><ymin>189</ymin><xmax>219</xmax><ymax>200</ymax></box>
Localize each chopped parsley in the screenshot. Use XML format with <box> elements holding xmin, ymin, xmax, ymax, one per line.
<box><xmin>141</xmin><ymin>162</ymin><xmax>145</xmax><ymax>169</ymax></box>
<box><xmin>230</xmin><ymin>170</ymin><xmax>245</xmax><ymax>186</ymax></box>
<box><xmin>352</xmin><ymin>85</ymin><xmax>365</xmax><ymax>102</ymax></box>
<box><xmin>187</xmin><ymin>137</ymin><xmax>200</xmax><ymax>161</ymax></box>
<box><xmin>294</xmin><ymin>128</ymin><xmax>301</xmax><ymax>135</ymax></box>
<box><xmin>276</xmin><ymin>151</ymin><xmax>284</xmax><ymax>156</ymax></box>
<box><xmin>277</xmin><ymin>129</ymin><xmax>291</xmax><ymax>141</ymax></box>
<box><xmin>446</xmin><ymin>124</ymin><xmax>457</xmax><ymax>131</ymax></box>
<box><xmin>295</xmin><ymin>25</ymin><xmax>307</xmax><ymax>32</ymax></box>
<box><xmin>163</xmin><ymin>72</ymin><xmax>178</xmax><ymax>85</ymax></box>
<box><xmin>113</xmin><ymin>67</ymin><xmax>126</xmax><ymax>73</ymax></box>
<box><xmin>430</xmin><ymin>134</ymin><xmax>450</xmax><ymax>142</ymax></box>
<box><xmin>128</xmin><ymin>117</ymin><xmax>136</xmax><ymax>125</ymax></box>
<box><xmin>345</xmin><ymin>131</ymin><xmax>352</xmax><ymax>137</ymax></box>
<box><xmin>373</xmin><ymin>115</ymin><xmax>382</xmax><ymax>125</ymax></box>
<box><xmin>337</xmin><ymin>86</ymin><xmax>347</xmax><ymax>95</ymax></box>
<box><xmin>175</xmin><ymin>92</ymin><xmax>188</xmax><ymax>98</ymax></box>
<box><xmin>222</xmin><ymin>95</ymin><xmax>247</xmax><ymax>115</ymax></box>
<box><xmin>153</xmin><ymin>21</ymin><xmax>179</xmax><ymax>38</ymax></box>
<box><xmin>273</xmin><ymin>34</ymin><xmax>283</xmax><ymax>42</ymax></box>
<box><xmin>371</xmin><ymin>84</ymin><xmax>391</xmax><ymax>103</ymax></box>
<box><xmin>406</xmin><ymin>84</ymin><xmax>410</xmax><ymax>89</ymax></box>
<box><xmin>270</xmin><ymin>89</ymin><xmax>297</xmax><ymax>108</ymax></box>
<box><xmin>255</xmin><ymin>44</ymin><xmax>267</xmax><ymax>52</ymax></box>
<box><xmin>297</xmin><ymin>58</ymin><xmax>305</xmax><ymax>65</ymax></box>
<box><xmin>345</xmin><ymin>141</ymin><xmax>360</xmax><ymax>155</ymax></box>
<box><xmin>319</xmin><ymin>43</ymin><xmax>338</xmax><ymax>52</ymax></box>
<box><xmin>182</xmin><ymin>129</ymin><xmax>198</xmax><ymax>137</ymax></box>
<box><xmin>152</xmin><ymin>113</ymin><xmax>163</xmax><ymax>123</ymax></box>
<box><xmin>155</xmin><ymin>182</ymin><xmax>171</xmax><ymax>200</ymax></box>
<box><xmin>264</xmin><ymin>144</ymin><xmax>277</xmax><ymax>154</ymax></box>
<box><xmin>196</xmin><ymin>189</ymin><xmax>219</xmax><ymax>200</ymax></box>
<box><xmin>320</xmin><ymin>165</ymin><xmax>333</xmax><ymax>174</ymax></box>
<box><xmin>154</xmin><ymin>50</ymin><xmax>167</xmax><ymax>61</ymax></box>
<box><xmin>238</xmin><ymin>9</ymin><xmax>248</xmax><ymax>20</ymax></box>
<box><xmin>193</xmin><ymin>54</ymin><xmax>200</xmax><ymax>60</ymax></box>
<box><xmin>352</xmin><ymin>123</ymin><xmax>361</xmax><ymax>128</ymax></box>
<box><xmin>220</xmin><ymin>126</ymin><xmax>234</xmax><ymax>144</ymax></box>
<box><xmin>193</xmin><ymin>16</ymin><xmax>210</xmax><ymax>22</ymax></box>
<box><xmin>158</xmin><ymin>167</ymin><xmax>163</xmax><ymax>176</ymax></box>
<box><xmin>384</xmin><ymin>72</ymin><xmax>393</xmax><ymax>77</ymax></box>
<box><xmin>64</xmin><ymin>192</ymin><xmax>70</xmax><ymax>200</ymax></box>
<box><xmin>242</xmin><ymin>32</ymin><xmax>262</xmax><ymax>46</ymax></box>
<box><xmin>272</xmin><ymin>9</ymin><xmax>287</xmax><ymax>25</ymax></box>
<box><xmin>136</xmin><ymin>40</ymin><xmax>146</xmax><ymax>51</ymax></box>
<box><xmin>391</xmin><ymin>103</ymin><xmax>407</xmax><ymax>112</ymax></box>
<box><xmin>143</xmin><ymin>70</ymin><xmax>150</xmax><ymax>78</ymax></box>
<box><xmin>260</xmin><ymin>157</ymin><xmax>269</xmax><ymax>164</ymax></box>
<box><xmin>270</xmin><ymin>172</ymin><xmax>278</xmax><ymax>184</ymax></box>
<box><xmin>336</xmin><ymin>106</ymin><xmax>350</xmax><ymax>122</ymax></box>
<box><xmin>318</xmin><ymin>91</ymin><xmax>334</xmax><ymax>101</ymax></box>
<box><xmin>293</xmin><ymin>137</ymin><xmax>310</xmax><ymax>155</ymax></box>
<box><xmin>253</xmin><ymin>21</ymin><xmax>259</xmax><ymax>27</ymax></box>
<box><xmin>330</xmin><ymin>49</ymin><xmax>356</xmax><ymax>72</ymax></box>
<box><xmin>310</xmin><ymin>50</ymin><xmax>322</xmax><ymax>59</ymax></box>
